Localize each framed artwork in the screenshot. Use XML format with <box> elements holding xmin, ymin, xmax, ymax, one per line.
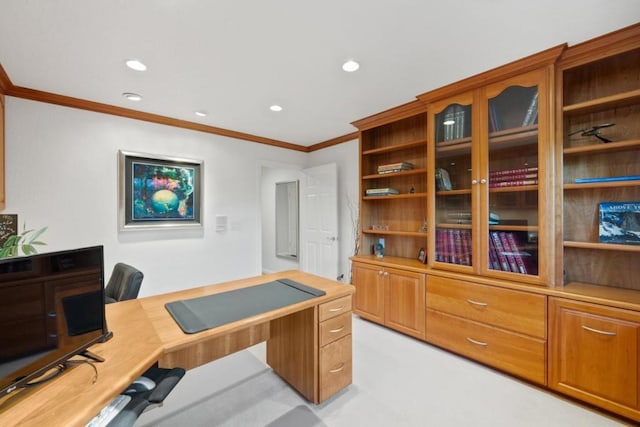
<box><xmin>118</xmin><ymin>150</ymin><xmax>203</xmax><ymax>231</ymax></box>
<box><xmin>417</xmin><ymin>247</ymin><xmax>427</xmax><ymax>264</ymax></box>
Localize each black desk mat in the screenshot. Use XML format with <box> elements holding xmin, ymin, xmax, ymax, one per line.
<box><xmin>165</xmin><ymin>278</ymin><xmax>326</xmax><ymax>334</ymax></box>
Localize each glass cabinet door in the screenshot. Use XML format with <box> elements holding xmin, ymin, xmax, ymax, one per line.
<box><xmin>430</xmin><ymin>92</ymin><xmax>474</xmax><ymax>269</ymax></box>
<box><xmin>483</xmin><ymin>71</ymin><xmax>543</xmax><ymax>278</ymax></box>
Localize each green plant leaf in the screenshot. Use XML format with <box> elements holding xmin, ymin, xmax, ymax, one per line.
<box><xmin>22</xmin><ymin>244</ymin><xmax>37</xmax><ymax>255</ymax></box>
<box><xmin>24</xmin><ymin>227</ymin><xmax>48</xmax><ymax>244</ymax></box>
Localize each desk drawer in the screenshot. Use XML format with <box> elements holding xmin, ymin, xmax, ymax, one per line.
<box><xmin>319</xmin><ymin>334</ymin><xmax>352</xmax><ymax>402</ymax></box>
<box><xmin>427</xmin><ymin>276</ymin><xmax>546</xmax><ymax>338</ymax></box>
<box><xmin>427</xmin><ymin>309</ymin><xmax>546</xmax><ymax>385</ymax></box>
<box><xmin>319</xmin><ymin>295</ymin><xmax>352</xmax><ymax>322</ymax></box>
<box><xmin>319</xmin><ymin>312</ymin><xmax>352</xmax><ymax>346</ymax></box>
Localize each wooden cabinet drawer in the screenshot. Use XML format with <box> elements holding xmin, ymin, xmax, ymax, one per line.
<box><xmin>549</xmin><ymin>297</ymin><xmax>640</xmax><ymax>417</ymax></box>
<box><xmin>319</xmin><ymin>312</ymin><xmax>352</xmax><ymax>346</ymax></box>
<box><xmin>427</xmin><ymin>276</ymin><xmax>546</xmax><ymax>338</ymax></box>
<box><xmin>426</xmin><ymin>309</ymin><xmax>546</xmax><ymax>385</ymax></box>
<box><xmin>319</xmin><ymin>295</ymin><xmax>352</xmax><ymax>322</ymax></box>
<box><xmin>319</xmin><ymin>334</ymin><xmax>352</xmax><ymax>402</ymax></box>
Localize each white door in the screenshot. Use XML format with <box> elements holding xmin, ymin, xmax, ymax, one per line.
<box><xmin>300</xmin><ymin>163</ymin><xmax>339</xmax><ymax>280</ymax></box>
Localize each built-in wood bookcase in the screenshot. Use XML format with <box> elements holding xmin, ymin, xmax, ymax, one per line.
<box><xmin>353</xmin><ymin>101</ymin><xmax>428</xmax><ymax>260</ymax></box>
<box><xmin>556</xmin><ymin>25</ymin><xmax>640</xmax><ymax>291</ymax></box>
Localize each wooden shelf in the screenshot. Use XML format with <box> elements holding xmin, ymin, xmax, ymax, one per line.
<box><xmin>362</xmin><ymin>139</ymin><xmax>427</xmax><ymax>156</ymax></box>
<box><xmin>564</xmin><ymin>241</ymin><xmax>640</xmax><ymax>252</ymax></box>
<box><xmin>362</xmin><ymin>229</ymin><xmax>427</xmax><ymax>237</ymax></box>
<box><xmin>489</xmin><ymin>184</ymin><xmax>538</xmax><ymax>192</ymax></box>
<box><xmin>564</xmin><ymin>179</ymin><xmax>640</xmax><ymax>190</ymax></box>
<box><xmin>363</xmin><ymin>192</ymin><xmax>427</xmax><ymax>200</ymax></box>
<box><xmin>563</xmin><ymin>89</ymin><xmax>640</xmax><ymax>116</ymax></box>
<box><xmin>362</xmin><ymin>168</ymin><xmax>427</xmax><ymax>180</ymax></box>
<box><xmin>564</xmin><ymin>138</ymin><xmax>640</xmax><ymax>156</ymax></box>
<box><xmin>489</xmin><ymin>125</ymin><xmax>538</xmax><ymax>144</ymax></box>
<box><xmin>436</xmin><ymin>223</ymin><xmax>471</xmax><ymax>230</ymax></box>
<box><xmin>490</xmin><ymin>225</ymin><xmax>538</xmax><ymax>232</ymax></box>
<box><xmin>436</xmin><ymin>189</ymin><xmax>472</xmax><ymax>196</ymax></box>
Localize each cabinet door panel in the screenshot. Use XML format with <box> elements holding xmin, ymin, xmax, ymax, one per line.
<box><xmin>352</xmin><ymin>262</ymin><xmax>384</xmax><ymax>323</ymax></box>
<box><xmin>549</xmin><ymin>298</ymin><xmax>640</xmax><ymax>414</ymax></box>
<box><xmin>384</xmin><ymin>268</ymin><xmax>425</xmax><ymax>339</ymax></box>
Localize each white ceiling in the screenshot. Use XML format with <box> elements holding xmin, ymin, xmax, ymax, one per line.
<box><xmin>0</xmin><ymin>1</ymin><xmax>638</xmax><ymax>147</ymax></box>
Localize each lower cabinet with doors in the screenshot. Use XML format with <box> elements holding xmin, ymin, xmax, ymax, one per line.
<box><xmin>549</xmin><ymin>297</ymin><xmax>640</xmax><ymax>421</ymax></box>
<box><xmin>352</xmin><ymin>258</ymin><xmax>426</xmax><ymax>340</ymax></box>
<box><xmin>425</xmin><ymin>275</ymin><xmax>547</xmax><ymax>385</ymax></box>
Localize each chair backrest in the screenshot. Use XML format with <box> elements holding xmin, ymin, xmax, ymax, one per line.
<box><xmin>105</xmin><ymin>262</ymin><xmax>144</xmax><ymax>303</ymax></box>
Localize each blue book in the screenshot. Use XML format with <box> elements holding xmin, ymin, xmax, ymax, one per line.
<box><xmin>599</xmin><ymin>202</ymin><xmax>640</xmax><ymax>245</ymax></box>
<box><xmin>575</xmin><ymin>175</ymin><xmax>640</xmax><ymax>184</ymax></box>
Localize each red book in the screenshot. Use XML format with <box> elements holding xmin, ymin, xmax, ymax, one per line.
<box><xmin>499</xmin><ymin>232</ymin><xmax>519</xmax><ymax>273</ymax></box>
<box><xmin>490</xmin><ymin>231</ymin><xmax>511</xmax><ymax>272</ymax></box>
<box><xmin>505</xmin><ymin>232</ymin><xmax>527</xmax><ymax>274</ymax></box>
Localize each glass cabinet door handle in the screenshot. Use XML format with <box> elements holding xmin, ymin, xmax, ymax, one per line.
<box><xmin>480</xmin><ymin>178</ymin><xmax>487</xmax><ymax>184</ymax></box>
<box><xmin>471</xmin><ymin>179</ymin><xmax>478</xmax><ymax>185</ymax></box>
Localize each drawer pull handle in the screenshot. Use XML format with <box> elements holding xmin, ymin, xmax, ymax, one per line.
<box><xmin>329</xmin><ymin>363</ymin><xmax>345</xmax><ymax>373</ymax></box>
<box><xmin>329</xmin><ymin>326</ymin><xmax>345</xmax><ymax>333</ymax></box>
<box><xmin>466</xmin><ymin>337</ymin><xmax>488</xmax><ymax>347</ymax></box>
<box><xmin>466</xmin><ymin>299</ymin><xmax>488</xmax><ymax>307</ymax></box>
<box><xmin>329</xmin><ymin>306</ymin><xmax>344</xmax><ymax>312</ymax></box>
<box><xmin>582</xmin><ymin>325</ymin><xmax>616</xmax><ymax>336</ymax></box>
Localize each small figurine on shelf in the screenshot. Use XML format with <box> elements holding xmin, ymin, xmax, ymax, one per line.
<box><xmin>375</xmin><ymin>238</ymin><xmax>385</xmax><ymax>258</ymax></box>
<box><xmin>569</xmin><ymin>123</ymin><xmax>615</xmax><ymax>143</ymax></box>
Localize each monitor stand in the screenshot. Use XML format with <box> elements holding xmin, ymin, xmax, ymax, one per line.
<box><xmin>79</xmin><ymin>350</ymin><xmax>105</xmax><ymax>363</ymax></box>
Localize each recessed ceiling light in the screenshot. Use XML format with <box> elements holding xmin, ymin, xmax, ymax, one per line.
<box><xmin>443</xmin><ymin>120</ymin><xmax>455</xmax><ymax>125</ymax></box>
<box><xmin>270</xmin><ymin>105</ymin><xmax>283</xmax><ymax>112</ymax></box>
<box><xmin>122</xmin><ymin>92</ymin><xmax>142</xmax><ymax>101</ymax></box>
<box><xmin>342</xmin><ymin>59</ymin><xmax>360</xmax><ymax>72</ymax></box>
<box><xmin>195</xmin><ymin>111</ymin><xmax>208</xmax><ymax>117</ymax></box>
<box><xmin>125</xmin><ymin>59</ymin><xmax>147</xmax><ymax>71</ymax></box>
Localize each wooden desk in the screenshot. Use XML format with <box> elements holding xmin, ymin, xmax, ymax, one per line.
<box><xmin>0</xmin><ymin>271</ymin><xmax>354</xmax><ymax>426</ymax></box>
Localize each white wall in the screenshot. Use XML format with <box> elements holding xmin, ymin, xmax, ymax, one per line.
<box><xmin>4</xmin><ymin>97</ymin><xmax>308</xmax><ymax>296</ymax></box>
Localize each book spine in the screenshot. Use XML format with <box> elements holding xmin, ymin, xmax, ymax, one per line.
<box><xmin>575</xmin><ymin>175</ymin><xmax>640</xmax><ymax>183</ymax></box>
<box><xmin>489</xmin><ymin>167</ymin><xmax>538</xmax><ymax>177</ymax></box>
<box><xmin>506</xmin><ymin>233</ymin><xmax>527</xmax><ymax>274</ymax></box>
<box><xmin>461</xmin><ymin>229</ymin><xmax>472</xmax><ymax>266</ymax></box>
<box><xmin>499</xmin><ymin>232</ymin><xmax>519</xmax><ymax>273</ymax></box>
<box><xmin>490</xmin><ymin>231</ymin><xmax>511</xmax><ymax>272</ymax></box>
<box><xmin>447</xmin><ymin>229</ymin><xmax>456</xmax><ymax>264</ymax></box>
<box><xmin>435</xmin><ymin>229</ymin><xmax>443</xmax><ymax>262</ymax></box>
<box><xmin>489</xmin><ymin>179</ymin><xmax>538</xmax><ymax>188</ymax></box>
<box><xmin>488</xmin><ymin>236</ymin><xmax>502</xmax><ymax>271</ymax></box>
<box><xmin>489</xmin><ymin>172</ymin><xmax>538</xmax><ymax>182</ymax></box>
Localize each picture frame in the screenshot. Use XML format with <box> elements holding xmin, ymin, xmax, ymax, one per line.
<box><xmin>118</xmin><ymin>150</ymin><xmax>203</xmax><ymax>231</ymax></box>
<box><xmin>417</xmin><ymin>247</ymin><xmax>427</xmax><ymax>264</ymax></box>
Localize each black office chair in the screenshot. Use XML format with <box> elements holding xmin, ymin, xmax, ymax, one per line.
<box><xmin>104</xmin><ymin>263</ymin><xmax>144</xmax><ymax>304</ymax></box>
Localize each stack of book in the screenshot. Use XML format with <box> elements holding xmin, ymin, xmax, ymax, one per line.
<box><xmin>377</xmin><ymin>162</ymin><xmax>413</xmax><ymax>174</ymax></box>
<box><xmin>435</xmin><ymin>168</ymin><xmax>453</xmax><ymax>191</ymax></box>
<box><xmin>489</xmin><ymin>166</ymin><xmax>538</xmax><ymax>188</ymax></box>
<box><xmin>446</xmin><ymin>211</ymin><xmax>472</xmax><ymax>224</ymax></box>
<box><xmin>365</xmin><ymin>188</ymin><xmax>400</xmax><ymax>196</ymax></box>
<box><xmin>488</xmin><ymin>231</ymin><xmax>537</xmax><ymax>275</ymax></box>
<box><xmin>435</xmin><ymin>229</ymin><xmax>472</xmax><ymax>266</ymax></box>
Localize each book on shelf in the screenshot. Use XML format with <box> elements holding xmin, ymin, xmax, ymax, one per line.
<box><xmin>489</xmin><ymin>179</ymin><xmax>538</xmax><ymax>188</ymax></box>
<box><xmin>598</xmin><ymin>201</ymin><xmax>640</xmax><ymax>245</ymax></box>
<box><xmin>446</xmin><ymin>211</ymin><xmax>472</xmax><ymax>224</ymax></box>
<box><xmin>435</xmin><ymin>168</ymin><xmax>453</xmax><ymax>191</ymax></box>
<box><xmin>377</xmin><ymin>162</ymin><xmax>414</xmax><ymax>174</ymax></box>
<box><xmin>435</xmin><ymin>229</ymin><xmax>472</xmax><ymax>266</ymax></box>
<box><xmin>438</xmin><ymin>105</ymin><xmax>469</xmax><ymax>142</ymax></box>
<box><xmin>521</xmin><ymin>91</ymin><xmax>539</xmax><ymax>126</ymax></box>
<box><xmin>489</xmin><ymin>167</ymin><xmax>538</xmax><ymax>177</ymax></box>
<box><xmin>488</xmin><ymin>231</ymin><xmax>536</xmax><ymax>275</ymax></box>
<box><xmin>489</xmin><ymin>167</ymin><xmax>538</xmax><ymax>188</ymax></box>
<box><xmin>575</xmin><ymin>175</ymin><xmax>640</xmax><ymax>184</ymax></box>
<box><xmin>365</xmin><ymin>188</ymin><xmax>400</xmax><ymax>196</ymax></box>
